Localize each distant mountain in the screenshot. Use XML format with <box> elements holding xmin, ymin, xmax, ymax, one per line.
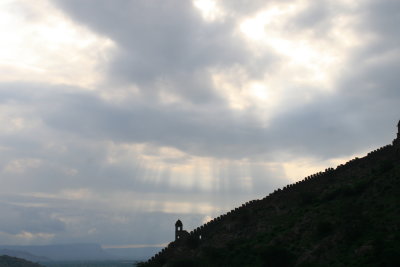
<box><xmin>0</xmin><ymin>249</ymin><xmax>49</xmax><ymax>263</ymax></box>
<box><xmin>0</xmin><ymin>255</ymin><xmax>44</xmax><ymax>267</ymax></box>
<box><xmin>0</xmin><ymin>244</ymin><xmax>114</xmax><ymax>261</ymax></box>
<box><xmin>142</xmin><ymin>128</ymin><xmax>400</xmax><ymax>266</ymax></box>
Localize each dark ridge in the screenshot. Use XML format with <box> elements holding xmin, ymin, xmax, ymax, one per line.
<box><xmin>0</xmin><ymin>249</ymin><xmax>50</xmax><ymax>263</ymax></box>
<box><xmin>0</xmin><ymin>255</ymin><xmax>44</xmax><ymax>267</ymax></box>
<box><xmin>141</xmin><ymin>122</ymin><xmax>400</xmax><ymax>266</ymax></box>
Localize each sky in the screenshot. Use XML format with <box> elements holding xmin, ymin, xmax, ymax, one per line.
<box><xmin>0</xmin><ymin>0</ymin><xmax>399</xmax><ymax>248</ymax></box>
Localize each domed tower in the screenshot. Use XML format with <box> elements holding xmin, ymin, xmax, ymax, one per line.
<box><xmin>175</xmin><ymin>219</ymin><xmax>183</xmax><ymax>240</ymax></box>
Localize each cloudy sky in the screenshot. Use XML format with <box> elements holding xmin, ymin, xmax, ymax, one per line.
<box><xmin>0</xmin><ymin>0</ymin><xmax>399</xmax><ymax>248</ymax></box>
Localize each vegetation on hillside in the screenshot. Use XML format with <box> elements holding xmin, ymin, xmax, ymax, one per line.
<box><xmin>0</xmin><ymin>255</ymin><xmax>44</xmax><ymax>267</ymax></box>
<box><xmin>142</xmin><ymin>142</ymin><xmax>400</xmax><ymax>266</ymax></box>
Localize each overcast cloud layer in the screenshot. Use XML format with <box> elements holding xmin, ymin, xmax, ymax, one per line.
<box><xmin>0</xmin><ymin>0</ymin><xmax>399</xmax><ymax>247</ymax></box>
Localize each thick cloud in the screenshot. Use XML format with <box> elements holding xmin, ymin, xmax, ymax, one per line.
<box><xmin>0</xmin><ymin>81</ymin><xmax>381</xmax><ymax>164</ymax></box>
<box><xmin>53</xmin><ymin>0</ymin><xmax>260</xmax><ymax>104</ymax></box>
<box><xmin>50</xmin><ymin>0</ymin><xmax>399</xmax><ymax>152</ymax></box>
<box><xmin>0</xmin><ymin>0</ymin><xmax>399</xmax><ymax>247</ymax></box>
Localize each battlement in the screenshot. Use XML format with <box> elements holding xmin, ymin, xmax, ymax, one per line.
<box><xmin>144</xmin><ymin>121</ymin><xmax>400</xmax><ymax>265</ymax></box>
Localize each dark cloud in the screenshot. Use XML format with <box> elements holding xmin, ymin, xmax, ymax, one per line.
<box><xmin>1</xmin><ymin>0</ymin><xmax>399</xmax><ymax>246</ymax></box>
<box><xmin>361</xmin><ymin>0</ymin><xmax>400</xmax><ymax>40</ymax></box>
<box><xmin>289</xmin><ymin>0</ymin><xmax>335</xmax><ymax>34</ymax></box>
<box><xmin>53</xmin><ymin>0</ymin><xmax>257</xmax><ymax>103</ymax></box>
<box><xmin>0</xmin><ymin>82</ymin><xmax>288</xmax><ymax>201</ymax></box>
<box><xmin>1</xmin><ymin>75</ymin><xmax>397</xmax><ymax>165</ymax></box>
<box><xmin>218</xmin><ymin>0</ymin><xmax>291</xmax><ymax>15</ymax></box>
<box><xmin>50</xmin><ymin>0</ymin><xmax>399</xmax><ymax>157</ymax></box>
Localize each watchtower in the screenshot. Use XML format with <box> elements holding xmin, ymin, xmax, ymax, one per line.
<box><xmin>397</xmin><ymin>120</ymin><xmax>400</xmax><ymax>139</ymax></box>
<box><xmin>175</xmin><ymin>219</ymin><xmax>183</xmax><ymax>240</ymax></box>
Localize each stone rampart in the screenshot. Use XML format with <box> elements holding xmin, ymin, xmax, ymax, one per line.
<box><xmin>145</xmin><ymin>142</ymin><xmax>396</xmax><ymax>265</ymax></box>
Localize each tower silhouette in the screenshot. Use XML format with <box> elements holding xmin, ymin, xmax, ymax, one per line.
<box><xmin>175</xmin><ymin>219</ymin><xmax>183</xmax><ymax>240</ymax></box>
<box><xmin>397</xmin><ymin>120</ymin><xmax>400</xmax><ymax>139</ymax></box>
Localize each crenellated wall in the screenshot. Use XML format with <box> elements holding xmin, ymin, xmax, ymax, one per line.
<box><xmin>145</xmin><ymin>142</ymin><xmax>397</xmax><ymax>265</ymax></box>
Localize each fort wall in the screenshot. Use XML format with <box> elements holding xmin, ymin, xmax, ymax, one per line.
<box><xmin>145</xmin><ymin>137</ymin><xmax>399</xmax><ymax>265</ymax></box>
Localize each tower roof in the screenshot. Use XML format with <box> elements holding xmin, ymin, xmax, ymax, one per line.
<box><xmin>175</xmin><ymin>219</ymin><xmax>182</xmax><ymax>227</ymax></box>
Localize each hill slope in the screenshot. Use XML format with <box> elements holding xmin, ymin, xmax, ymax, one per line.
<box><xmin>143</xmin><ymin>136</ymin><xmax>400</xmax><ymax>266</ymax></box>
<box><xmin>0</xmin><ymin>244</ymin><xmax>113</xmax><ymax>261</ymax></box>
<box><xmin>0</xmin><ymin>249</ymin><xmax>49</xmax><ymax>263</ymax></box>
<box><xmin>0</xmin><ymin>255</ymin><xmax>44</xmax><ymax>267</ymax></box>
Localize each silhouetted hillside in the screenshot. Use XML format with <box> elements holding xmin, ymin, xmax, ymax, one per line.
<box><xmin>142</xmin><ymin>126</ymin><xmax>400</xmax><ymax>266</ymax></box>
<box><xmin>0</xmin><ymin>255</ymin><xmax>44</xmax><ymax>267</ymax></box>
<box><xmin>0</xmin><ymin>244</ymin><xmax>113</xmax><ymax>261</ymax></box>
<box><xmin>0</xmin><ymin>249</ymin><xmax>49</xmax><ymax>263</ymax></box>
